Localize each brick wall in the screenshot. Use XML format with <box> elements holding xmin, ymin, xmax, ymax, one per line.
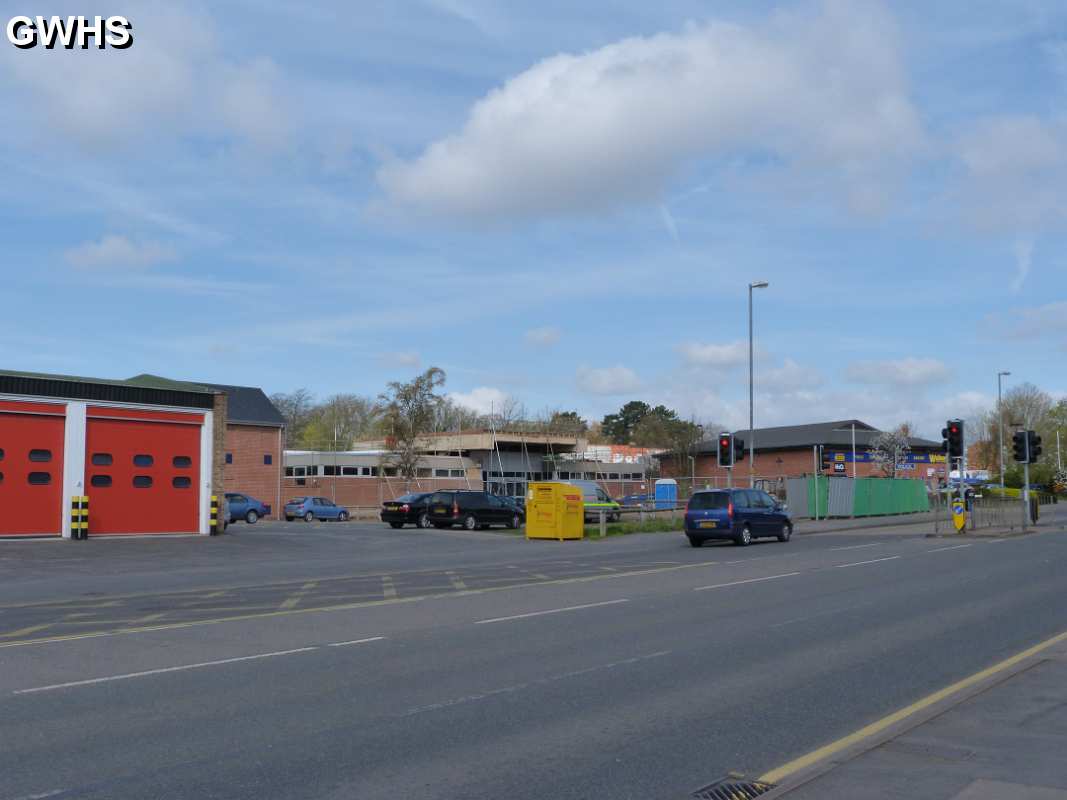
<box><xmin>211</xmin><ymin>393</ymin><xmax>227</xmax><ymax>531</ymax></box>
<box><xmin>282</xmin><ymin>476</ymin><xmax>483</xmax><ymax>509</ymax></box>
<box><xmin>224</xmin><ymin>424</ymin><xmax>282</xmax><ymax>516</ymax></box>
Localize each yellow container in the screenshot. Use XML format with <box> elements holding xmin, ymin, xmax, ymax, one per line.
<box><xmin>525</xmin><ymin>482</ymin><xmax>584</xmax><ymax>540</ymax></box>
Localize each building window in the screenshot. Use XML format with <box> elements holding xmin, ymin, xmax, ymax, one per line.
<box><xmin>383</xmin><ymin>467</ymin><xmax>398</xmax><ymax>477</ymax></box>
<box><xmin>434</xmin><ymin>468</ymin><xmax>449</xmax><ymax>478</ymax></box>
<box><xmin>173</xmin><ymin>456</ymin><xmax>192</xmax><ymax>468</ymax></box>
<box><xmin>90</xmin><ymin>475</ymin><xmax>112</xmax><ymax>488</ymax></box>
<box><xmin>609</xmin><ymin>473</ymin><xmax>619</xmax><ymax>480</ymax></box>
<box><xmin>342</xmin><ymin>466</ymin><xmax>359</xmax><ymax>476</ymax></box>
<box><xmin>133</xmin><ymin>476</ymin><xmax>153</xmax><ymax>488</ymax></box>
<box><xmin>323</xmin><ymin>465</ymin><xmax>338</xmax><ymax>476</ymax></box>
<box><xmin>296</xmin><ymin>478</ymin><xmax>306</xmax><ymax>486</ymax></box>
<box><xmin>368</xmin><ymin>466</ymin><xmax>379</xmax><ymax>476</ymax></box>
<box><xmin>306</xmin><ymin>465</ymin><xmax>318</xmax><ymax>476</ymax></box>
<box><xmin>416</xmin><ymin>467</ymin><xmax>432</xmax><ymax>478</ymax></box>
<box><xmin>284</xmin><ymin>467</ymin><xmax>294</xmax><ymax>477</ymax></box>
<box><xmin>133</xmin><ymin>454</ymin><xmax>153</xmax><ymax>467</ymax></box>
<box><xmin>264</xmin><ymin>454</ymin><xmax>272</xmax><ymax>465</ymax></box>
<box><xmin>172</xmin><ymin>476</ymin><xmax>192</xmax><ymax>489</ymax></box>
<box><xmin>0</xmin><ymin>448</ymin><xmax>4</xmax><ymax>461</ymax></box>
<box><xmin>91</xmin><ymin>453</ymin><xmax>112</xmax><ymax>466</ymax></box>
<box><xmin>225</xmin><ymin>453</ymin><xmax>233</xmax><ymax>465</ymax></box>
<box><xmin>450</xmin><ymin>469</ymin><xmax>465</xmax><ymax>478</ymax></box>
<box><xmin>29</xmin><ymin>449</ymin><xmax>52</xmax><ymax>463</ymax></box>
<box><xmin>28</xmin><ymin>472</ymin><xmax>51</xmax><ymax>485</ymax></box>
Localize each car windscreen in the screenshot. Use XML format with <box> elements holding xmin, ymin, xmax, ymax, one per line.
<box><xmin>688</xmin><ymin>492</ymin><xmax>730</xmax><ymax>510</ymax></box>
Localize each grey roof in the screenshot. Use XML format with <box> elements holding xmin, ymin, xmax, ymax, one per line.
<box><xmin>129</xmin><ymin>375</ymin><xmax>284</xmax><ymax>427</ymax></box>
<box><xmin>694</xmin><ymin>419</ymin><xmax>941</xmax><ymax>455</ymax></box>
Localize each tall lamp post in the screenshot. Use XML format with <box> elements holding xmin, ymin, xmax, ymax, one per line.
<box><xmin>997</xmin><ymin>371</ymin><xmax>1010</xmax><ymax>488</ymax></box>
<box><xmin>748</xmin><ymin>280</ymin><xmax>769</xmax><ymax>487</ymax></box>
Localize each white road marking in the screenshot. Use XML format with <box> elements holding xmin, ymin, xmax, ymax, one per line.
<box><xmin>830</xmin><ymin>543</ymin><xmax>882</xmax><ymax>551</ymax></box>
<box><xmin>13</xmin><ymin>647</ymin><xmax>319</xmax><ymax>694</ymax></box>
<box><xmin>474</xmin><ymin>599</ymin><xmax>629</xmax><ymax>625</ymax></box>
<box><xmin>771</xmin><ymin>601</ymin><xmax>874</xmax><ymax>629</ymax></box>
<box><xmin>834</xmin><ymin>556</ymin><xmax>901</xmax><ymax>569</ymax></box>
<box><xmin>398</xmin><ymin>650</ymin><xmax>671</xmax><ymax>717</ymax></box>
<box><xmin>326</xmin><ymin>636</ymin><xmax>385</xmax><ymax>648</ymax></box>
<box><xmin>926</xmin><ymin>544</ymin><xmax>974</xmax><ymax>553</ymax></box>
<box><xmin>693</xmin><ymin>572</ymin><xmax>801</xmax><ymax>591</ymax></box>
<box><xmin>9</xmin><ymin>790</ymin><xmax>66</xmax><ymax>800</ymax></box>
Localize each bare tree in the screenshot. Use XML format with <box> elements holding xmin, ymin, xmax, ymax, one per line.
<box><xmin>377</xmin><ymin>367</ymin><xmax>447</xmax><ymax>482</ymax></box>
<box><xmin>868</xmin><ymin>429</ymin><xmax>911</xmax><ymax>478</ymax></box>
<box><xmin>270</xmin><ymin>388</ymin><xmax>314</xmax><ymax>447</ymax></box>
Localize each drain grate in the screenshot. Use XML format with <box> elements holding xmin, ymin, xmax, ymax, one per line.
<box><xmin>691</xmin><ymin>776</ymin><xmax>776</xmax><ymax>800</ymax></box>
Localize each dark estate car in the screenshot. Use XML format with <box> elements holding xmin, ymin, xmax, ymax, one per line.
<box><xmin>426</xmin><ymin>490</ymin><xmax>524</xmax><ymax>530</ymax></box>
<box><xmin>684</xmin><ymin>488</ymin><xmax>793</xmax><ymax>547</ymax></box>
<box><xmin>380</xmin><ymin>492</ymin><xmax>434</xmax><ymax>529</ymax></box>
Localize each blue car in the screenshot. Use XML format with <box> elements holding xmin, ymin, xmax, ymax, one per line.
<box><xmin>284</xmin><ymin>496</ymin><xmax>350</xmax><ymax>523</ymax></box>
<box><xmin>225</xmin><ymin>492</ymin><xmax>270</xmax><ymax>524</ymax></box>
<box><xmin>684</xmin><ymin>488</ymin><xmax>792</xmax><ymax>547</ymax></box>
<box><xmin>619</xmin><ymin>493</ymin><xmax>652</xmax><ymax>508</ymax></box>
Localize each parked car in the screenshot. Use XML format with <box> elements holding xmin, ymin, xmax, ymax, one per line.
<box><xmin>380</xmin><ymin>492</ymin><xmax>434</xmax><ymax>529</ymax></box>
<box><xmin>619</xmin><ymin>493</ymin><xmax>652</xmax><ymax>508</ymax></box>
<box><xmin>226</xmin><ymin>492</ymin><xmax>270</xmax><ymax>524</ymax></box>
<box><xmin>284</xmin><ymin>496</ymin><xmax>350</xmax><ymax>522</ymax></box>
<box><xmin>426</xmin><ymin>490</ymin><xmax>523</xmax><ymax>530</ymax></box>
<box><xmin>561</xmin><ymin>480</ymin><xmax>621</xmax><ymax>521</ymax></box>
<box><xmin>684</xmin><ymin>488</ymin><xmax>793</xmax><ymax>547</ymax></box>
<box><xmin>499</xmin><ymin>495</ymin><xmax>526</xmax><ymax>519</ymax></box>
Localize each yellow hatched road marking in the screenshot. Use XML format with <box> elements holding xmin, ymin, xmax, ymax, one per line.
<box><xmin>446</xmin><ymin>571</ymin><xmax>468</xmax><ymax>590</ymax></box>
<box><xmin>382</xmin><ymin>576</ymin><xmax>397</xmax><ymax>599</ymax></box>
<box><xmin>0</xmin><ymin>623</ymin><xmax>54</xmax><ymax>639</ymax></box>
<box><xmin>279</xmin><ymin>582</ymin><xmax>318</xmax><ymax>610</ymax></box>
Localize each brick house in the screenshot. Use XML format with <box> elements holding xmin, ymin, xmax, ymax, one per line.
<box><xmin>660</xmin><ymin>419</ymin><xmax>946</xmax><ymax>487</ymax></box>
<box><xmin>131</xmin><ymin>376</ymin><xmax>285</xmax><ymax>516</ymax></box>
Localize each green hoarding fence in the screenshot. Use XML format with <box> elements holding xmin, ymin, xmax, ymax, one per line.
<box><xmin>852</xmin><ymin>478</ymin><xmax>929</xmax><ymax>517</ymax></box>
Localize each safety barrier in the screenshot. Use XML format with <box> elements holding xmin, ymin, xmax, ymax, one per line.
<box><xmin>210</xmin><ymin>495</ymin><xmax>219</xmax><ymax>535</ymax></box>
<box><xmin>70</xmin><ymin>495</ymin><xmax>89</xmax><ymax>539</ymax></box>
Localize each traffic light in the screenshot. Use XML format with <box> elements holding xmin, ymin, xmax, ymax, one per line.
<box><xmin>1027</xmin><ymin>431</ymin><xmax>1042</xmax><ymax>463</ymax></box>
<box><xmin>1012</xmin><ymin>430</ymin><xmax>1028</xmax><ymax>463</ymax></box>
<box><xmin>734</xmin><ymin>436</ymin><xmax>745</xmax><ymax>463</ymax></box>
<box><xmin>942</xmin><ymin>419</ymin><xmax>963</xmax><ymax>460</ymax></box>
<box><xmin>820</xmin><ymin>448</ymin><xmax>832</xmax><ymax>471</ymax></box>
<box><xmin>717</xmin><ymin>433</ymin><xmax>733</xmax><ymax>468</ymax></box>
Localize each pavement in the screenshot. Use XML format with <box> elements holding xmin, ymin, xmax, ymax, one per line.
<box><xmin>0</xmin><ymin>507</ymin><xmax>1065</xmax><ymax>799</ymax></box>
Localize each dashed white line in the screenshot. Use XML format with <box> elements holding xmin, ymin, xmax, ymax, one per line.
<box><xmin>326</xmin><ymin>636</ymin><xmax>386</xmax><ymax>648</ymax></box>
<box><xmin>830</xmin><ymin>543</ymin><xmax>883</xmax><ymax>551</ymax></box>
<box><xmin>693</xmin><ymin>572</ymin><xmax>801</xmax><ymax>591</ymax></box>
<box><xmin>834</xmin><ymin>556</ymin><xmax>901</xmax><ymax>569</ymax></box>
<box><xmin>474</xmin><ymin>599</ymin><xmax>629</xmax><ymax>625</ymax></box>
<box><xmin>14</xmin><ymin>647</ymin><xmax>319</xmax><ymax>694</ymax></box>
<box><xmin>926</xmin><ymin>544</ymin><xmax>974</xmax><ymax>553</ymax></box>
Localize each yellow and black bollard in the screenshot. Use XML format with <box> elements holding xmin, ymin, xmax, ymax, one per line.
<box><xmin>210</xmin><ymin>495</ymin><xmax>219</xmax><ymax>535</ymax></box>
<box><xmin>70</xmin><ymin>496</ymin><xmax>89</xmax><ymax>539</ymax></box>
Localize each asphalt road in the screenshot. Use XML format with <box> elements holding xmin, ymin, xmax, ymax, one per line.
<box><xmin>1</xmin><ymin>512</ymin><xmax>1066</xmax><ymax>800</ymax></box>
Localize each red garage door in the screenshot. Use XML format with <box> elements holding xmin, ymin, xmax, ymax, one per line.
<box><xmin>85</xmin><ymin>408</ymin><xmax>202</xmax><ymax>535</ymax></box>
<box><xmin>0</xmin><ymin>401</ymin><xmax>66</xmax><ymax>536</ymax></box>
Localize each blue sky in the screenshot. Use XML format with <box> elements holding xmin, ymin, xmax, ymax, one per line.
<box><xmin>1</xmin><ymin>0</ymin><xmax>1065</xmax><ymax>438</ymax></box>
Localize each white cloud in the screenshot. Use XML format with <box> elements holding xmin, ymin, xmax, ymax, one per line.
<box><xmin>524</xmin><ymin>326</ymin><xmax>561</xmax><ymax>347</ymax></box>
<box><xmin>378</xmin><ymin>0</ymin><xmax>923</xmax><ymax>221</ymax></box>
<box><xmin>678</xmin><ymin>340</ymin><xmax>748</xmax><ymax>368</ymax></box>
<box><xmin>448</xmin><ymin>386</ymin><xmax>512</xmax><ymax>414</ymax></box>
<box><xmin>576</xmin><ymin>365</ymin><xmax>641</xmax><ymax>395</ymax></box>
<box><xmin>988</xmin><ymin>301</ymin><xmax>1067</xmax><ymax>339</ymax></box>
<box><xmin>0</xmin><ymin>5</ymin><xmax>291</xmax><ymax>151</ymax></box>
<box><xmin>759</xmin><ymin>359</ymin><xmax>824</xmax><ymax>392</ymax></box>
<box><xmin>380</xmin><ymin>351</ymin><xmax>422</xmax><ymax>368</ymax></box>
<box><xmin>64</xmin><ymin>235</ymin><xmax>176</xmax><ymax>270</ymax></box>
<box><xmin>844</xmin><ymin>357</ymin><xmax>951</xmax><ymax>387</ymax></box>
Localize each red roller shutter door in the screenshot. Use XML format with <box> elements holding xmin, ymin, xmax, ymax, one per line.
<box><xmin>85</xmin><ymin>408</ymin><xmax>202</xmax><ymax>535</ymax></box>
<box><xmin>0</xmin><ymin>401</ymin><xmax>66</xmax><ymax>536</ymax></box>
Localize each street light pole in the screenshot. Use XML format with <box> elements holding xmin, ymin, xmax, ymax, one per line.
<box><xmin>997</xmin><ymin>371</ymin><xmax>1010</xmax><ymax>488</ymax></box>
<box><xmin>748</xmin><ymin>280</ymin><xmax>769</xmax><ymax>488</ymax></box>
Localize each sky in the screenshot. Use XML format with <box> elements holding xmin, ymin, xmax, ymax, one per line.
<box><xmin>1</xmin><ymin>0</ymin><xmax>1065</xmax><ymax>440</ymax></box>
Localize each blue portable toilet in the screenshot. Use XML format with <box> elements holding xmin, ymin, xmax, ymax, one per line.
<box><xmin>654</xmin><ymin>478</ymin><xmax>678</xmax><ymax>510</ymax></box>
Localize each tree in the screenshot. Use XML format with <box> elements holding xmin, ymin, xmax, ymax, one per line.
<box><xmin>377</xmin><ymin>367</ymin><xmax>447</xmax><ymax>481</ymax></box>
<box><xmin>868</xmin><ymin>428</ymin><xmax>911</xmax><ymax>478</ymax></box>
<box><xmin>547</xmin><ymin>410</ymin><xmax>587</xmax><ymax>436</ymax></box>
<box><xmin>601</xmin><ymin>401</ymin><xmax>651</xmax><ymax>444</ymax></box>
<box><xmin>270</xmin><ymin>388</ymin><xmax>314</xmax><ymax>447</ymax></box>
<box><xmin>300</xmin><ymin>394</ymin><xmax>378</xmax><ymax>450</ymax></box>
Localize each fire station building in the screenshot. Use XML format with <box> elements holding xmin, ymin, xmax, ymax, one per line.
<box><xmin>0</xmin><ymin>369</ymin><xmax>283</xmax><ymax>538</ymax></box>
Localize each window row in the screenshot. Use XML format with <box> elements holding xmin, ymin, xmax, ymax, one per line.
<box><xmin>224</xmin><ymin>454</ymin><xmax>274</xmax><ymax>465</ymax></box>
<box><xmin>0</xmin><ymin>448</ymin><xmax>53</xmax><ymax>463</ymax></box>
<box><xmin>89</xmin><ymin>454</ymin><xmax>193</xmax><ymax>468</ymax></box>
<box><xmin>0</xmin><ymin>471</ymin><xmax>52</xmax><ymax>485</ymax></box>
<box><xmin>89</xmin><ymin>475</ymin><xmax>193</xmax><ymax>489</ymax></box>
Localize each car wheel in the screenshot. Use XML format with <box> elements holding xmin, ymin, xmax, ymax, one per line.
<box><xmin>285</xmin><ymin>516</ymin><xmax>294</xmax><ymax>522</ymax></box>
<box><xmin>735</xmin><ymin>524</ymin><xmax>752</xmax><ymax>547</ymax></box>
<box><xmin>417</xmin><ymin>512</ymin><xmax>432</xmax><ymax>529</ymax></box>
<box><xmin>304</xmin><ymin>511</ymin><xmax>314</xmax><ymax>523</ymax></box>
<box><xmin>463</xmin><ymin>514</ymin><xmax>478</xmax><ymax>531</ymax></box>
<box><xmin>777</xmin><ymin>522</ymin><xmax>793</xmax><ymax>543</ymax></box>
<box><xmin>687</xmin><ymin>535</ymin><xmax>704</xmax><ymax>548</ymax></box>
<box><xmin>389</xmin><ymin>522</ymin><xmax>403</xmax><ymax>529</ymax></box>
<box><xmin>507</xmin><ymin>514</ymin><xmax>520</xmax><ymax>529</ymax></box>
<box><xmin>245</xmin><ymin>510</ymin><xmax>258</xmax><ymax>524</ymax></box>
<box><xmin>338</xmin><ymin>511</ymin><xmax>349</xmax><ymax>522</ymax></box>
